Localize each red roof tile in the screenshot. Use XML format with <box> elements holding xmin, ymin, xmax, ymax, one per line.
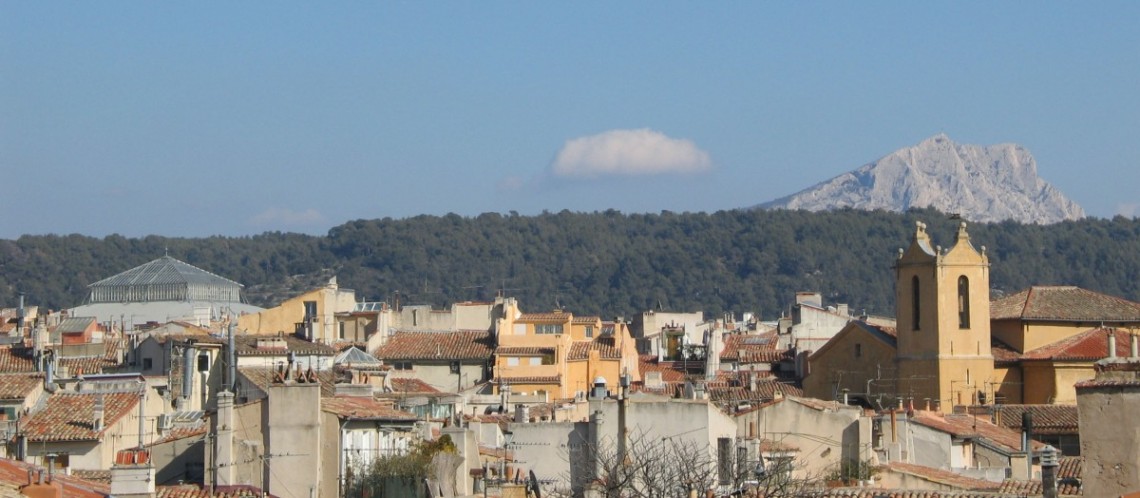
<box><xmin>321</xmin><ymin>395</ymin><xmax>418</xmax><ymax>420</ymax></box>
<box><xmin>911</xmin><ymin>411</ymin><xmax>1045</xmax><ymax>453</ymax></box>
<box><xmin>566</xmin><ymin>338</ymin><xmax>622</xmax><ymax>361</ymax></box>
<box><xmin>516</xmin><ymin>313</ymin><xmax>571</xmax><ymax>322</ymax></box>
<box><xmin>0</xmin><ymin>373</ymin><xmax>42</xmax><ymax>400</ymax></box>
<box><xmin>493</xmin><ymin>375</ymin><xmax>560</xmax><ymax>384</ymax></box>
<box><xmin>151</xmin><ymin>424</ymin><xmax>208</xmax><ymax>445</ymax></box>
<box><xmin>234</xmin><ymin>334</ymin><xmax>335</xmax><ymax>357</ymax></box>
<box><xmin>389</xmin><ymin>377</ymin><xmax>442</xmax><ymax>394</ymax></box>
<box><xmin>158</xmin><ymin>484</ymin><xmax>279</xmax><ymax>497</ymax></box>
<box><xmin>237</xmin><ymin>367</ymin><xmax>338</xmax><ymax>398</ymax></box>
<box><xmin>21</xmin><ymin>392</ymin><xmax>140</xmax><ymax>442</ymax></box>
<box><xmin>374</xmin><ymin>330</ymin><xmax>494</xmax><ymax>361</ymax></box>
<box><xmin>991</xmin><ymin>285</ymin><xmax>1140</xmax><ymax>322</ymax></box>
<box><xmin>496</xmin><ymin>347</ymin><xmax>554</xmax><ymax>356</ymax></box>
<box><xmin>637</xmin><ymin>355</ymin><xmax>691</xmax><ymax>383</ymax></box>
<box><xmin>992</xmin><ymin>405</ymin><xmax>1079</xmax><ymax>435</ymax></box>
<box><xmin>997</xmin><ymin>478</ymin><xmax>1081</xmax><ymax>496</ymax></box>
<box><xmin>0</xmin><ymin>457</ymin><xmax>109</xmax><ymax>497</ymax></box>
<box><xmin>0</xmin><ymin>347</ymin><xmax>36</xmax><ymax>373</ymax></box>
<box><xmin>885</xmin><ymin>461</ymin><xmax>1002</xmax><ymax>491</ymax></box>
<box><xmin>720</xmin><ymin>330</ymin><xmax>779</xmax><ymax>362</ymax></box>
<box><xmin>1022</xmin><ymin>327</ymin><xmax>1134</xmax><ymax>361</ymax></box>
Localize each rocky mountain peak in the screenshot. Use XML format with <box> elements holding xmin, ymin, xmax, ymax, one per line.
<box><xmin>757</xmin><ymin>135</ymin><xmax>1085</xmax><ymax>224</ymax></box>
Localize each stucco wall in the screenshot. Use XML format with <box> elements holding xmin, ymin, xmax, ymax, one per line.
<box><xmin>1078</xmin><ymin>384</ymin><xmax>1140</xmax><ymax>497</ymax></box>
<box><xmin>265</xmin><ymin>382</ymin><xmax>322</xmax><ymax>497</ymax></box>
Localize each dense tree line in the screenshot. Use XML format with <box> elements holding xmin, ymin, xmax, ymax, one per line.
<box><xmin>3</xmin><ymin>208</ymin><xmax>1140</xmax><ymax>321</ymax></box>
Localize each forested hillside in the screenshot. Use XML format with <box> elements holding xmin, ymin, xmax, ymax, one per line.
<box><xmin>4</xmin><ymin>208</ymin><xmax>1140</xmax><ymax>321</ymax></box>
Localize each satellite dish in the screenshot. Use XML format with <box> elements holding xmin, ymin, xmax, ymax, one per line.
<box><xmin>528</xmin><ymin>469</ymin><xmax>541</xmax><ymax>498</ymax></box>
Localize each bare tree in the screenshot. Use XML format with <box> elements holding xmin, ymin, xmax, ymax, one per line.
<box><xmin>551</xmin><ymin>429</ymin><xmax>827</xmax><ymax>498</ymax></box>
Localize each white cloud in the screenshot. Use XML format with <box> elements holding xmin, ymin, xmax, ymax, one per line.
<box><xmin>550</xmin><ymin>128</ymin><xmax>712</xmax><ymax>179</ymax></box>
<box><xmin>249</xmin><ymin>207</ymin><xmax>326</xmax><ymax>226</ymax></box>
<box><xmin>497</xmin><ymin>175</ymin><xmax>526</xmax><ymax>191</ymax></box>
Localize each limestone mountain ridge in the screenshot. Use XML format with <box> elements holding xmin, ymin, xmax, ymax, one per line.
<box><xmin>757</xmin><ymin>134</ymin><xmax>1085</xmax><ymax>224</ymax></box>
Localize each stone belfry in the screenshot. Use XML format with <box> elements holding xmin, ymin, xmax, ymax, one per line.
<box><xmin>894</xmin><ymin>221</ymin><xmax>993</xmax><ymax>411</ymax></box>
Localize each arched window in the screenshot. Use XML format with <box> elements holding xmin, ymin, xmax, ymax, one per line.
<box><xmin>958</xmin><ymin>276</ymin><xmax>971</xmax><ymax>329</ymax></box>
<box><xmin>912</xmin><ymin>276</ymin><xmax>921</xmax><ymax>331</ymax></box>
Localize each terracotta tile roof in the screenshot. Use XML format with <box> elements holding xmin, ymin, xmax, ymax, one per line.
<box><xmin>997</xmin><ymin>477</ymin><xmax>1081</xmax><ymax>496</ymax></box>
<box><xmin>492</xmin><ymin>375</ymin><xmax>560</xmax><ymax>384</ymax></box>
<box><xmin>60</xmin><ymin>354</ymin><xmax>120</xmax><ymax>376</ymax></box>
<box><xmin>993</xmin><ymin>405</ymin><xmax>1079</xmax><ymax>435</ymax></box>
<box><xmin>496</xmin><ymin>346</ymin><xmax>554</xmax><ymax>356</ymax></box>
<box><xmin>151</xmin><ymin>424</ymin><xmax>208</xmax><ymax>445</ymax></box>
<box><xmin>806</xmin><ymin>489</ymin><xmax>1067</xmax><ymax>497</ymax></box>
<box><xmin>991</xmin><ymin>338</ymin><xmax>1022</xmax><ymax>364</ymax></box>
<box><xmin>637</xmin><ymin>355</ymin><xmax>700</xmax><ymax>378</ymax></box>
<box><xmin>0</xmin><ymin>346</ymin><xmax>36</xmax><ymax>373</ymax></box>
<box><xmin>885</xmin><ymin>461</ymin><xmax>1002</xmax><ymax>491</ymax></box>
<box><xmin>911</xmin><ymin>411</ymin><xmax>1045</xmax><ymax>453</ymax></box>
<box><xmin>158</xmin><ymin>484</ymin><xmax>279</xmax><ymax>497</ymax></box>
<box><xmin>0</xmin><ymin>457</ymin><xmax>109</xmax><ymax>497</ymax></box>
<box><xmin>374</xmin><ymin>330</ymin><xmax>494</xmax><ymax>361</ymax></box>
<box><xmin>757</xmin><ymin>438</ymin><xmax>800</xmax><ymax>453</ymax></box>
<box><xmin>572</xmin><ymin>316</ymin><xmax>601</xmax><ymax>324</ymax></box>
<box><xmin>389</xmin><ymin>377</ymin><xmax>442</xmax><ymax>394</ymax></box>
<box><xmin>0</xmin><ymin>373</ymin><xmax>42</xmax><ymax>400</ymax></box>
<box><xmin>69</xmin><ymin>469</ymin><xmax>111</xmax><ymax>485</ymax></box>
<box><xmin>1021</xmin><ymin>327</ymin><xmax>1135</xmax><ymax>361</ymax></box>
<box><xmin>1058</xmin><ymin>456</ymin><xmax>1082</xmax><ymax>479</ymax></box>
<box><xmin>708</xmin><ymin>381</ymin><xmax>803</xmax><ymax>410</ymax></box>
<box><xmin>234</xmin><ymin>334</ymin><xmax>336</xmax><ymax>357</ymax></box>
<box><xmin>991</xmin><ymin>285</ymin><xmax>1140</xmax><ymax>322</ymax></box>
<box><xmin>719</xmin><ymin>330</ymin><xmax>779</xmax><ymax>362</ymax></box>
<box><xmin>321</xmin><ymin>395</ymin><xmax>418</xmax><ymax>421</ymax></box>
<box><xmin>566</xmin><ymin>337</ymin><xmax>622</xmax><ymax>361</ymax></box>
<box><xmin>516</xmin><ymin>312</ymin><xmax>571</xmax><ymax>322</ymax></box>
<box><xmin>237</xmin><ymin>366</ymin><xmax>337</xmax><ymax>398</ymax></box>
<box><xmin>21</xmin><ymin>391</ymin><xmax>140</xmax><ymax>442</ymax></box>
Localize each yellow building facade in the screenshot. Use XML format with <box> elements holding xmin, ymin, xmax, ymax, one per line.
<box><xmin>894</xmin><ymin>221</ymin><xmax>993</xmax><ymax>409</ymax></box>
<box><xmin>494</xmin><ymin>301</ymin><xmax>640</xmax><ymax>400</ymax></box>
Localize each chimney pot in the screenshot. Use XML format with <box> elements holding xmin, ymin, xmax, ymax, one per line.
<box><xmin>1108</xmin><ymin>330</ymin><xmax>1118</xmax><ymax>359</ymax></box>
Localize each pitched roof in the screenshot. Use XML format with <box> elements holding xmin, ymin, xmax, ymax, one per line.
<box><xmin>720</xmin><ymin>330</ymin><xmax>780</xmax><ymax>362</ymax></box>
<box><xmin>991</xmin><ymin>285</ymin><xmax>1140</xmax><ymax>322</ymax></box>
<box><xmin>157</xmin><ymin>484</ymin><xmax>279</xmax><ymax>497</ymax></box>
<box><xmin>234</xmin><ymin>334</ymin><xmax>336</xmax><ymax>357</ymax></box>
<box><xmin>496</xmin><ymin>347</ymin><xmax>554</xmax><ymax>356</ymax></box>
<box><xmin>910</xmin><ymin>411</ymin><xmax>1045</xmax><ymax>453</ymax></box>
<box><xmin>1022</xmin><ymin>327</ymin><xmax>1134</xmax><ymax>361</ymax></box>
<box><xmin>0</xmin><ymin>373</ymin><xmax>42</xmax><ymax>400</ymax></box>
<box><xmin>0</xmin><ymin>347</ymin><xmax>36</xmax><ymax>373</ymax></box>
<box><xmin>992</xmin><ymin>405</ymin><xmax>1079</xmax><ymax>435</ymax></box>
<box><xmin>516</xmin><ymin>312</ymin><xmax>571</xmax><ymax>322</ymax></box>
<box><xmin>997</xmin><ymin>478</ymin><xmax>1081</xmax><ymax>496</ymax></box>
<box><xmin>0</xmin><ymin>457</ymin><xmax>109</xmax><ymax>497</ymax></box>
<box><xmin>237</xmin><ymin>367</ymin><xmax>338</xmax><ymax>398</ymax></box>
<box><xmin>20</xmin><ymin>392</ymin><xmax>140</xmax><ymax>442</ymax></box>
<box><xmin>492</xmin><ymin>375</ymin><xmax>560</xmax><ymax>385</ymax></box>
<box><xmin>566</xmin><ymin>337</ymin><xmax>622</xmax><ymax>361</ymax></box>
<box><xmin>990</xmin><ymin>338</ymin><xmax>1022</xmax><ymax>364</ymax></box>
<box><xmin>884</xmin><ymin>462</ymin><xmax>1002</xmax><ymax>491</ymax></box>
<box><xmin>321</xmin><ymin>395</ymin><xmax>418</xmax><ymax>421</ymax></box>
<box><xmin>374</xmin><ymin>330</ymin><xmax>494</xmax><ymax>361</ymax></box>
<box><xmin>89</xmin><ymin>255</ymin><xmax>243</xmax><ymax>289</ymax></box>
<box><xmin>388</xmin><ymin>377</ymin><xmax>442</xmax><ymax>394</ymax></box>
<box><xmin>151</xmin><ymin>424</ymin><xmax>208</xmax><ymax>445</ymax></box>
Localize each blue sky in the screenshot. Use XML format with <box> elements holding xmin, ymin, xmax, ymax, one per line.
<box><xmin>3</xmin><ymin>3</ymin><xmax>1138</xmax><ymax>238</ymax></box>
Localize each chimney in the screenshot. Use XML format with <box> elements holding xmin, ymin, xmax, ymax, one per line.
<box><xmin>1108</xmin><ymin>330</ymin><xmax>1117</xmax><ymax>359</ymax></box>
<box><xmin>111</xmin><ymin>448</ymin><xmax>156</xmax><ymax>498</ymax></box>
<box><xmin>1131</xmin><ymin>333</ymin><xmax>1138</xmax><ymax>359</ymax></box>
<box><xmin>93</xmin><ymin>395</ymin><xmax>105</xmax><ymax>432</ymax></box>
<box><xmin>514</xmin><ymin>404</ymin><xmax>529</xmax><ymax>424</ymax></box>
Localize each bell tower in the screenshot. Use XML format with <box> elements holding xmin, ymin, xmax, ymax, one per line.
<box><xmin>895</xmin><ymin>221</ymin><xmax>992</xmax><ymax>411</ymax></box>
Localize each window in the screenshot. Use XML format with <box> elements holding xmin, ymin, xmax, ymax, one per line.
<box><xmin>529</xmin><ymin>357</ymin><xmax>542</xmax><ymax>366</ymax></box>
<box><xmin>912</xmin><ymin>276</ymin><xmax>921</xmax><ymax>331</ymax></box>
<box><xmin>143</xmin><ymin>358</ymin><xmax>153</xmax><ymax>370</ymax></box>
<box><xmin>339</xmin><ymin>322</ymin><xmax>346</xmax><ymax>340</ymax></box>
<box><xmin>855</xmin><ymin>343</ymin><xmax>862</xmax><ymax>358</ymax></box>
<box><xmin>542</xmin><ymin>353</ymin><xmax>555</xmax><ymax>365</ymax></box>
<box><xmin>958</xmin><ymin>276</ymin><xmax>971</xmax><ymax>329</ymax></box>
<box><xmin>535</xmin><ymin>324</ymin><xmax>564</xmax><ymax>335</ymax></box>
<box><xmin>450</xmin><ymin>361</ymin><xmax>460</xmax><ymax>374</ymax></box>
<box><xmin>394</xmin><ymin>361</ymin><xmax>412</xmax><ymax>370</ymax></box>
<box><xmin>584</xmin><ymin>326</ymin><xmax>594</xmax><ymax>338</ymax></box>
<box><xmin>507</xmin><ymin>357</ymin><xmax>520</xmax><ymax>366</ymax></box>
<box><xmin>197</xmin><ymin>353</ymin><xmax>210</xmax><ymax>373</ymax></box>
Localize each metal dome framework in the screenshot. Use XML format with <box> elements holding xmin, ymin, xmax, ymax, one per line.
<box><xmin>87</xmin><ymin>256</ymin><xmax>244</xmax><ymax>304</ymax></box>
